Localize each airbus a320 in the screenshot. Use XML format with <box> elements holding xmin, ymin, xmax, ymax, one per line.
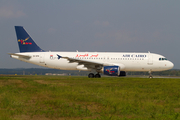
<box><xmin>9</xmin><ymin>26</ymin><xmax>174</xmax><ymax>78</ymax></box>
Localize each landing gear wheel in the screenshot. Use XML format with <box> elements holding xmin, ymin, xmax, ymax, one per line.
<box><xmin>149</xmin><ymin>76</ymin><xmax>153</xmax><ymax>79</ymax></box>
<box><xmin>88</xmin><ymin>73</ymin><xmax>94</xmax><ymax>78</ymax></box>
<box><xmin>148</xmin><ymin>71</ymin><xmax>153</xmax><ymax>78</ymax></box>
<box><xmin>95</xmin><ymin>74</ymin><xmax>101</xmax><ymax>78</ymax></box>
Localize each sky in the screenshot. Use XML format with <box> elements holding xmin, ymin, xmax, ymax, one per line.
<box><xmin>0</xmin><ymin>0</ymin><xmax>180</xmax><ymax>69</ymax></box>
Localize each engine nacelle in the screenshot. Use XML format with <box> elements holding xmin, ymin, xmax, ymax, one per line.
<box><xmin>101</xmin><ymin>66</ymin><xmax>126</xmax><ymax>76</ymax></box>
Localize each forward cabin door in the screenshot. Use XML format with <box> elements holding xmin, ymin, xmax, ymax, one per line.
<box><xmin>148</xmin><ymin>53</ymin><xmax>153</xmax><ymax>65</ymax></box>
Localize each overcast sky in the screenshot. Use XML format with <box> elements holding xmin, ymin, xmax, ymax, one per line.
<box><xmin>0</xmin><ymin>0</ymin><xmax>180</xmax><ymax>69</ymax></box>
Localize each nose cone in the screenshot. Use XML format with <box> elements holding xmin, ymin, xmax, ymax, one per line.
<box><xmin>168</xmin><ymin>61</ymin><xmax>174</xmax><ymax>69</ymax></box>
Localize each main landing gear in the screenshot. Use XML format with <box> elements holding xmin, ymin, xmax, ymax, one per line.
<box><xmin>149</xmin><ymin>71</ymin><xmax>153</xmax><ymax>78</ymax></box>
<box><xmin>88</xmin><ymin>73</ymin><xmax>101</xmax><ymax>78</ymax></box>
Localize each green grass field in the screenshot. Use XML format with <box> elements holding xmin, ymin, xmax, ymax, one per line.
<box><xmin>0</xmin><ymin>75</ymin><xmax>180</xmax><ymax>120</ymax></box>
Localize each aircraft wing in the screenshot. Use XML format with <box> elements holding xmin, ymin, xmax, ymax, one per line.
<box><xmin>8</xmin><ymin>53</ymin><xmax>31</xmax><ymax>59</ymax></box>
<box><xmin>61</xmin><ymin>56</ymin><xmax>105</xmax><ymax>70</ymax></box>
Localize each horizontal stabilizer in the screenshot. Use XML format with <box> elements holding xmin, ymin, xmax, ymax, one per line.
<box><xmin>8</xmin><ymin>53</ymin><xmax>31</xmax><ymax>59</ymax></box>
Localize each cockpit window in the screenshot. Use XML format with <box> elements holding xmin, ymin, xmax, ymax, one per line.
<box><xmin>159</xmin><ymin>58</ymin><xmax>167</xmax><ymax>61</ymax></box>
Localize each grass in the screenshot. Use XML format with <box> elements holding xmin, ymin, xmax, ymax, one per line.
<box><xmin>0</xmin><ymin>75</ymin><xmax>180</xmax><ymax>120</ymax></box>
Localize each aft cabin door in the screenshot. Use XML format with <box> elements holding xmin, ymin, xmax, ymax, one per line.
<box><xmin>39</xmin><ymin>53</ymin><xmax>45</xmax><ymax>63</ymax></box>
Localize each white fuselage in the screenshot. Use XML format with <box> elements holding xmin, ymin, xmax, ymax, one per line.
<box><xmin>11</xmin><ymin>51</ymin><xmax>174</xmax><ymax>72</ymax></box>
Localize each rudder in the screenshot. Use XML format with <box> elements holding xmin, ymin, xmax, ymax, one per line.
<box><xmin>15</xmin><ymin>26</ymin><xmax>44</xmax><ymax>52</ymax></box>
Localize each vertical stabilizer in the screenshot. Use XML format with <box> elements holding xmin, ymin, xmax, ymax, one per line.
<box><xmin>15</xmin><ymin>26</ymin><xmax>44</xmax><ymax>52</ymax></box>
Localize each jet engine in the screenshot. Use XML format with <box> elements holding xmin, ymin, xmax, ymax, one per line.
<box><xmin>100</xmin><ymin>66</ymin><xmax>126</xmax><ymax>76</ymax></box>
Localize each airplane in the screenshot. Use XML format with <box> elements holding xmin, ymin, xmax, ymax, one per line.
<box><xmin>8</xmin><ymin>26</ymin><xmax>174</xmax><ymax>78</ymax></box>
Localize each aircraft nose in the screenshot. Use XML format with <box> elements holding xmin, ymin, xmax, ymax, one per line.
<box><xmin>168</xmin><ymin>61</ymin><xmax>174</xmax><ymax>69</ymax></box>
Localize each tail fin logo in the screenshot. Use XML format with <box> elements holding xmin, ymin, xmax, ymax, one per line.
<box><xmin>18</xmin><ymin>37</ymin><xmax>32</xmax><ymax>45</ymax></box>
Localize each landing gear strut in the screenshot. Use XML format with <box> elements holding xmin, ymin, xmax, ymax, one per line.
<box><xmin>149</xmin><ymin>71</ymin><xmax>153</xmax><ymax>78</ymax></box>
<box><xmin>88</xmin><ymin>73</ymin><xmax>101</xmax><ymax>78</ymax></box>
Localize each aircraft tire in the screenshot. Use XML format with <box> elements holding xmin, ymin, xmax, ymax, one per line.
<box><xmin>88</xmin><ymin>73</ymin><xmax>94</xmax><ymax>78</ymax></box>
<box><xmin>95</xmin><ymin>74</ymin><xmax>101</xmax><ymax>78</ymax></box>
<box><xmin>149</xmin><ymin>76</ymin><xmax>153</xmax><ymax>78</ymax></box>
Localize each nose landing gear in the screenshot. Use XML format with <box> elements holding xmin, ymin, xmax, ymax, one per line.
<box><xmin>149</xmin><ymin>71</ymin><xmax>153</xmax><ymax>78</ymax></box>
